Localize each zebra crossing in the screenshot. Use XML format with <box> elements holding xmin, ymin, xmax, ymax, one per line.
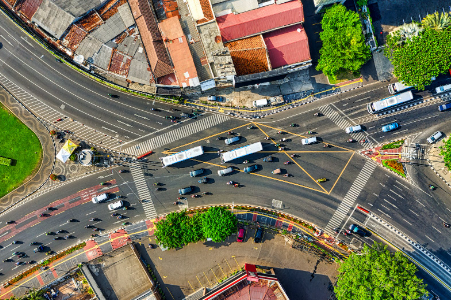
<box><xmin>0</xmin><ymin>74</ymin><xmax>123</xmax><ymax>150</ymax></box>
<box><xmin>124</xmin><ymin>114</ymin><xmax>230</xmax><ymax>156</ymax></box>
<box><xmin>130</xmin><ymin>162</ymin><xmax>157</xmax><ymax>220</ymax></box>
<box><xmin>325</xmin><ymin>160</ymin><xmax>377</xmax><ymax>233</ymax></box>
<box><xmin>319</xmin><ymin>104</ymin><xmax>373</xmax><ymax>149</ymax></box>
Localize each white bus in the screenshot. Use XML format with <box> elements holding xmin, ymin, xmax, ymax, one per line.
<box><xmin>388</xmin><ymin>82</ymin><xmax>412</xmax><ymax>94</ymax></box>
<box><xmin>435</xmin><ymin>84</ymin><xmax>451</xmax><ymax>94</ymax></box>
<box><xmin>221</xmin><ymin>142</ymin><xmax>263</xmax><ymax>163</ymax></box>
<box><xmin>161</xmin><ymin>146</ymin><xmax>204</xmax><ymax>167</ymax></box>
<box><xmin>367</xmin><ymin>91</ymin><xmax>414</xmax><ymax>114</ymax></box>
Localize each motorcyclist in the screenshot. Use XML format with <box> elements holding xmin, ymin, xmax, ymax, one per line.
<box><xmin>11</xmin><ymin>241</ymin><xmax>18</xmax><ymax>244</ymax></box>
<box><xmin>111</xmin><ymin>213</ymin><xmax>119</xmax><ymax>217</ymax></box>
<box><xmin>264</xmin><ymin>136</ymin><xmax>270</xmax><ymax>140</ymax></box>
<box><xmin>290</xmin><ymin>123</ymin><xmax>295</xmax><ymax>127</ymax></box>
<box><xmin>234</xmin><ymin>183</ymin><xmax>239</xmax><ymax>187</ymax></box>
<box><xmin>306</xmin><ymin>131</ymin><xmax>312</xmax><ymax>134</ymax></box>
<box><xmin>56</xmin><ymin>230</ymin><xmax>63</xmax><ymax>234</ymax></box>
<box><xmin>429</xmin><ymin>185</ymin><xmax>435</xmax><ymax>190</ymax></box>
<box><xmin>243</xmin><ymin>160</ymin><xmax>249</xmax><ymax>164</ymax></box>
<box><xmin>290</xmin><ymin>154</ymin><xmax>297</xmax><ymax>158</ymax></box>
<box><xmin>89</xmin><ymin>218</ymin><xmax>96</xmax><ymax>221</ymax></box>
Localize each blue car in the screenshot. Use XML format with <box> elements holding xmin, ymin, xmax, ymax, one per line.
<box><xmin>243</xmin><ymin>165</ymin><xmax>258</xmax><ymax>174</ymax></box>
<box><xmin>349</xmin><ymin>224</ymin><xmax>369</xmax><ymax>237</ymax></box>
<box><xmin>381</xmin><ymin>122</ymin><xmax>399</xmax><ymax>132</ymax></box>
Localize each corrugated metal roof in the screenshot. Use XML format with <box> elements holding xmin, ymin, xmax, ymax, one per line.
<box><xmin>51</xmin><ymin>0</ymin><xmax>106</xmax><ymax>18</ymax></box>
<box><xmin>16</xmin><ymin>0</ymin><xmax>42</xmax><ymax>20</ymax></box>
<box><xmin>127</xmin><ymin>59</ymin><xmax>152</xmax><ymax>84</ymax></box>
<box><xmin>62</xmin><ymin>24</ymin><xmax>88</xmax><ymax>52</ymax></box>
<box><xmin>75</xmin><ymin>35</ymin><xmax>103</xmax><ymax>59</ymax></box>
<box><xmin>31</xmin><ymin>0</ymin><xmax>75</xmax><ymax>38</ymax></box>
<box><xmin>117</xmin><ymin>3</ymin><xmax>135</xmax><ymax>28</ymax></box>
<box><xmin>92</xmin><ymin>44</ymin><xmax>113</xmax><ymax>69</ymax></box>
<box><xmin>90</xmin><ymin>12</ymin><xmax>126</xmax><ymax>43</ymax></box>
<box><xmin>217</xmin><ymin>0</ymin><xmax>304</xmax><ymax>42</ymax></box>
<box><xmin>263</xmin><ymin>24</ymin><xmax>311</xmax><ymax>69</ymax></box>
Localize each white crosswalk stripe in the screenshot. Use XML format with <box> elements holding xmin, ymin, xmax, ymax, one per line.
<box><xmin>325</xmin><ymin>160</ymin><xmax>377</xmax><ymax>233</ymax></box>
<box><xmin>0</xmin><ymin>74</ymin><xmax>122</xmax><ymax>150</ymax></box>
<box><xmin>130</xmin><ymin>163</ymin><xmax>157</xmax><ymax>220</ymax></box>
<box><xmin>319</xmin><ymin>104</ymin><xmax>373</xmax><ymax>150</ymax></box>
<box><xmin>124</xmin><ymin>114</ymin><xmax>230</xmax><ymax>156</ymax></box>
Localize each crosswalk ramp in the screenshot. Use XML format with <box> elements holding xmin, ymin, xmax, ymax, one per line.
<box><xmin>130</xmin><ymin>163</ymin><xmax>157</xmax><ymax>220</ymax></box>
<box><xmin>325</xmin><ymin>160</ymin><xmax>377</xmax><ymax>233</ymax></box>
<box><xmin>319</xmin><ymin>104</ymin><xmax>373</xmax><ymax>150</ymax></box>
<box><xmin>124</xmin><ymin>114</ymin><xmax>230</xmax><ymax>156</ymax></box>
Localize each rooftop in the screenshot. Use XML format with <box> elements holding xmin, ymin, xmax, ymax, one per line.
<box><xmin>75</xmin><ymin>35</ymin><xmax>103</xmax><ymax>59</ymax></box>
<box><xmin>99</xmin><ymin>0</ymin><xmax>128</xmax><ymax>21</ymax></box>
<box><xmin>196</xmin><ymin>0</ymin><xmax>215</xmax><ymax>25</ymax></box>
<box><xmin>129</xmin><ymin>0</ymin><xmax>174</xmax><ymax>78</ymax></box>
<box><xmin>127</xmin><ymin>58</ymin><xmax>153</xmax><ymax>84</ymax></box>
<box><xmin>89</xmin><ymin>5</ymin><xmax>133</xmax><ymax>44</ymax></box>
<box><xmin>92</xmin><ymin>44</ymin><xmax>113</xmax><ymax>69</ymax></box>
<box><xmin>31</xmin><ymin>0</ymin><xmax>75</xmax><ymax>39</ymax></box>
<box><xmin>216</xmin><ymin>0</ymin><xmax>304</xmax><ymax>42</ymax></box>
<box><xmin>15</xmin><ymin>0</ymin><xmax>42</xmax><ymax>20</ymax></box>
<box><xmin>50</xmin><ymin>0</ymin><xmax>106</xmax><ymax>18</ymax></box>
<box><xmin>212</xmin><ymin>0</ymin><xmax>259</xmax><ymax>15</ymax></box>
<box><xmin>263</xmin><ymin>24</ymin><xmax>311</xmax><ymax>69</ymax></box>
<box><xmin>109</xmin><ymin>49</ymin><xmax>132</xmax><ymax>76</ymax></box>
<box><xmin>62</xmin><ymin>24</ymin><xmax>88</xmax><ymax>52</ymax></box>
<box><xmin>225</xmin><ymin>35</ymin><xmax>269</xmax><ymax>76</ymax></box>
<box><xmin>76</xmin><ymin>11</ymin><xmax>103</xmax><ymax>32</ymax></box>
<box><xmin>159</xmin><ymin>17</ymin><xmax>199</xmax><ymax>87</ymax></box>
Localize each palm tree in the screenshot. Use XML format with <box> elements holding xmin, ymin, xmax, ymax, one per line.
<box><xmin>422</xmin><ymin>12</ymin><xmax>451</xmax><ymax>31</ymax></box>
<box><xmin>22</xmin><ymin>289</ymin><xmax>45</xmax><ymax>300</ymax></box>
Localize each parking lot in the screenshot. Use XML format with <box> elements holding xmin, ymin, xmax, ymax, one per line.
<box><xmin>136</xmin><ymin>228</ymin><xmax>338</xmax><ymax>300</ymax></box>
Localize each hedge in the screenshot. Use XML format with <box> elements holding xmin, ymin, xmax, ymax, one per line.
<box><xmin>381</xmin><ymin>140</ymin><xmax>404</xmax><ymax>150</ymax></box>
<box><xmin>382</xmin><ymin>159</ymin><xmax>406</xmax><ymax>177</ymax></box>
<box><xmin>0</xmin><ymin>157</ymin><xmax>11</xmax><ymax>166</ymax></box>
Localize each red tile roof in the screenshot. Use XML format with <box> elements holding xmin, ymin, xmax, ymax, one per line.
<box><xmin>159</xmin><ymin>17</ymin><xmax>198</xmax><ymax>87</ymax></box>
<box><xmin>15</xmin><ymin>0</ymin><xmax>42</xmax><ymax>20</ymax></box>
<box><xmin>263</xmin><ymin>24</ymin><xmax>311</xmax><ymax>69</ymax></box>
<box><xmin>217</xmin><ymin>0</ymin><xmax>304</xmax><ymax>42</ymax></box>
<box><xmin>196</xmin><ymin>0</ymin><xmax>214</xmax><ymax>25</ymax></box>
<box><xmin>129</xmin><ymin>0</ymin><xmax>174</xmax><ymax>78</ymax></box>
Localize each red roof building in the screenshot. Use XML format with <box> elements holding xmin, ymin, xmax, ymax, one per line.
<box><xmin>216</xmin><ymin>0</ymin><xmax>304</xmax><ymax>42</ymax></box>
<box><xmin>263</xmin><ymin>24</ymin><xmax>311</xmax><ymax>69</ymax></box>
<box><xmin>129</xmin><ymin>0</ymin><xmax>174</xmax><ymax>79</ymax></box>
<box><xmin>159</xmin><ymin>17</ymin><xmax>199</xmax><ymax>87</ymax></box>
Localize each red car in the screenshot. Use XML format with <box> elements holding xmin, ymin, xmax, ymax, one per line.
<box><xmin>237</xmin><ymin>228</ymin><xmax>245</xmax><ymax>242</ymax></box>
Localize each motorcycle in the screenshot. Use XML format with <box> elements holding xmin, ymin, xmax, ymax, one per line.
<box><xmin>277</xmin><ymin>131</ymin><xmax>283</xmax><ymax>134</ymax></box>
<box><xmin>243</xmin><ymin>160</ymin><xmax>249</xmax><ymax>164</ymax></box>
<box><xmin>429</xmin><ymin>185</ymin><xmax>436</xmax><ymax>190</ymax></box>
<box><xmin>191</xmin><ymin>194</ymin><xmax>199</xmax><ymax>198</ymax></box>
<box><xmin>323</xmin><ymin>144</ymin><xmax>330</xmax><ymax>148</ymax></box>
<box><xmin>290</xmin><ymin>123</ymin><xmax>296</xmax><ymax>127</ymax></box>
<box><xmin>314</xmin><ymin>113</ymin><xmax>321</xmax><ymax>117</ymax></box>
<box><xmin>346</xmin><ymin>139</ymin><xmax>355</xmax><ymax>143</ymax></box>
<box><xmin>306</xmin><ymin>131</ymin><xmax>312</xmax><ymax>134</ymax></box>
<box><xmin>280</xmin><ymin>138</ymin><xmax>287</xmax><ymax>142</ymax></box>
<box><xmin>227</xmin><ymin>181</ymin><xmax>234</xmax><ymax>185</ymax></box>
<box><xmin>444</xmin><ymin>222</ymin><xmax>450</xmax><ymax>228</ymax></box>
<box><xmin>283</xmin><ymin>174</ymin><xmax>292</xmax><ymax>178</ymax></box>
<box><xmin>264</xmin><ymin>136</ymin><xmax>270</xmax><ymax>140</ymax></box>
<box><xmin>275</xmin><ymin>143</ymin><xmax>281</xmax><ymax>147</ymax></box>
<box><xmin>290</xmin><ymin>154</ymin><xmax>297</xmax><ymax>158</ymax></box>
<box><xmin>284</xmin><ymin>161</ymin><xmax>291</xmax><ymax>165</ymax></box>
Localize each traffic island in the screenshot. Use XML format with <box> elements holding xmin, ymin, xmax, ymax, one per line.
<box><xmin>361</xmin><ymin>140</ymin><xmax>406</xmax><ymax>178</ymax></box>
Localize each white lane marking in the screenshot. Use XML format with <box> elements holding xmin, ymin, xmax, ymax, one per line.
<box><xmin>395</xmin><ymin>180</ymin><xmax>410</xmax><ymax>190</ymax></box>
<box><xmin>432</xmin><ymin>226</ymin><xmax>442</xmax><ymax>234</ymax></box>
<box><xmin>389</xmin><ymin>189</ymin><xmax>404</xmax><ymax>199</ymax></box>
<box><xmin>377</xmin><ymin>209</ymin><xmax>392</xmax><ymax>218</ymax></box>
<box><xmin>384</xmin><ymin>199</ymin><xmax>398</xmax><ymax>209</ymax></box>
<box><xmin>403</xmin><ymin>219</ymin><xmax>412</xmax><ymax>225</ymax></box>
<box><xmin>134</xmin><ymin>114</ymin><xmax>149</xmax><ymax>120</ymax></box>
<box><xmin>409</xmin><ymin>209</ymin><xmax>419</xmax><ymax>216</ymax></box>
<box><xmin>102</xmin><ymin>126</ymin><xmax>118</xmax><ymax>133</ymax></box>
<box><xmin>117</xmin><ymin>120</ymin><xmax>133</xmax><ymax>127</ymax></box>
<box><xmin>425</xmin><ymin>235</ymin><xmax>435</xmax><ymax>243</ymax></box>
<box><xmin>0</xmin><ymin>35</ymin><xmax>12</xmax><ymax>46</ymax></box>
<box><xmin>20</xmin><ymin>36</ymin><xmax>34</xmax><ymax>48</ymax></box>
<box><xmin>86</xmin><ymin>211</ymin><xmax>97</xmax><ymax>216</ymax></box>
<box><xmin>0</xmin><ymin>232</ymin><xmax>9</xmax><ymax>238</ymax></box>
<box><xmin>416</xmin><ymin>200</ymin><xmax>425</xmax><ymax>207</ymax></box>
<box><xmin>387</xmin><ymin>194</ymin><xmax>397</xmax><ymax>201</ymax></box>
<box><xmin>380</xmin><ymin>204</ymin><xmax>391</xmax><ymax>211</ymax></box>
<box><xmin>392</xmin><ymin>129</ymin><xmax>409</xmax><ymax>135</ymax></box>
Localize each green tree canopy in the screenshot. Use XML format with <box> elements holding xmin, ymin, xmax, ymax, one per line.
<box><xmin>155</xmin><ymin>211</ymin><xmax>203</xmax><ymax>249</ymax></box>
<box><xmin>201</xmin><ymin>207</ymin><xmax>237</xmax><ymax>243</ymax></box>
<box><xmin>335</xmin><ymin>243</ymin><xmax>427</xmax><ymax>300</ymax></box>
<box><xmin>439</xmin><ymin>137</ymin><xmax>451</xmax><ymax>170</ymax></box>
<box><xmin>316</xmin><ymin>4</ymin><xmax>371</xmax><ymax>80</ymax></box>
<box><xmin>385</xmin><ymin>27</ymin><xmax>451</xmax><ymax>90</ymax></box>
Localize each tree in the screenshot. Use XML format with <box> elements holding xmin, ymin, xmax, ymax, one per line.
<box><xmin>23</xmin><ymin>289</ymin><xmax>45</xmax><ymax>300</ymax></box>
<box><xmin>49</xmin><ymin>130</ymin><xmax>56</xmax><ymax>136</ymax></box>
<box><xmin>155</xmin><ymin>211</ymin><xmax>202</xmax><ymax>249</ymax></box>
<box><xmin>69</xmin><ymin>153</ymin><xmax>77</xmax><ymax>161</ymax></box>
<box><xmin>439</xmin><ymin>137</ymin><xmax>451</xmax><ymax>170</ymax></box>
<box><xmin>201</xmin><ymin>207</ymin><xmax>237</xmax><ymax>243</ymax></box>
<box><xmin>49</xmin><ymin>174</ymin><xmax>58</xmax><ymax>181</ymax></box>
<box><xmin>422</xmin><ymin>12</ymin><xmax>451</xmax><ymax>31</ymax></box>
<box><xmin>316</xmin><ymin>4</ymin><xmax>371</xmax><ymax>80</ymax></box>
<box><xmin>384</xmin><ymin>27</ymin><xmax>451</xmax><ymax>90</ymax></box>
<box><xmin>334</xmin><ymin>242</ymin><xmax>427</xmax><ymax>300</ymax></box>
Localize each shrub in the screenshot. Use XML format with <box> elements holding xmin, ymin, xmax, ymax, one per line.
<box><xmin>381</xmin><ymin>140</ymin><xmax>404</xmax><ymax>150</ymax></box>
<box><xmin>0</xmin><ymin>157</ymin><xmax>11</xmax><ymax>166</ymax></box>
<box><xmin>49</xmin><ymin>174</ymin><xmax>58</xmax><ymax>181</ymax></box>
<box><xmin>382</xmin><ymin>159</ymin><xmax>406</xmax><ymax>177</ymax></box>
<box><xmin>69</xmin><ymin>153</ymin><xmax>77</xmax><ymax>161</ymax></box>
<box><xmin>49</xmin><ymin>130</ymin><xmax>56</xmax><ymax>136</ymax></box>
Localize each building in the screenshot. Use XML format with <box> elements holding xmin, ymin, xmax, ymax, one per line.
<box><xmin>185</xmin><ymin>264</ymin><xmax>290</xmax><ymax>300</ymax></box>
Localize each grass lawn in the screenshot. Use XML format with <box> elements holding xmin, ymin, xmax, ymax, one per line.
<box><xmin>0</xmin><ymin>103</ymin><xmax>42</xmax><ymax>198</ymax></box>
<box><xmin>327</xmin><ymin>70</ymin><xmax>360</xmax><ymax>85</ymax></box>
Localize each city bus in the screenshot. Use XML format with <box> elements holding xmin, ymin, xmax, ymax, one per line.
<box><xmin>367</xmin><ymin>91</ymin><xmax>414</xmax><ymax>114</ymax></box>
<box><xmin>221</xmin><ymin>142</ymin><xmax>263</xmax><ymax>163</ymax></box>
<box><xmin>161</xmin><ymin>146</ymin><xmax>204</xmax><ymax>167</ymax></box>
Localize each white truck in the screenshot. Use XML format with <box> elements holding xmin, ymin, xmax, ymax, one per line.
<box><xmin>388</xmin><ymin>82</ymin><xmax>412</xmax><ymax>94</ymax></box>
<box><xmin>252</xmin><ymin>99</ymin><xmax>268</xmax><ymax>108</ymax></box>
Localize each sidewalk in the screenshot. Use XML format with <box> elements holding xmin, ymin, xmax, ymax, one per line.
<box><xmin>427</xmin><ymin>140</ymin><xmax>451</xmax><ymax>188</ymax></box>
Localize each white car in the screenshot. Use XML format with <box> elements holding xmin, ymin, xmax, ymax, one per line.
<box><xmin>302</xmin><ymin>137</ymin><xmax>318</xmax><ymax>145</ymax></box>
<box><xmin>91</xmin><ymin>193</ymin><xmax>108</xmax><ymax>204</ymax></box>
<box><xmin>108</xmin><ymin>200</ymin><xmax>124</xmax><ymax>211</ymax></box>
<box><xmin>427</xmin><ymin>131</ymin><xmax>443</xmax><ymax>144</ymax></box>
<box><xmin>345</xmin><ymin>125</ymin><xmax>362</xmax><ymax>134</ymax></box>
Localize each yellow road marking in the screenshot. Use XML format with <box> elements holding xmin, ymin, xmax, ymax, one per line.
<box><xmin>203</xmin><ymin>272</ymin><xmax>212</xmax><ymax>286</ymax></box>
<box><xmin>211</xmin><ymin>268</ymin><xmax>220</xmax><ymax>283</ymax></box>
<box><xmin>188</xmin><ymin>280</ymin><xmax>196</xmax><ymax>292</ymax></box>
<box><xmin>328</xmin><ymin>152</ymin><xmax>355</xmax><ymax>195</ymax></box>
<box><xmin>217</xmin><ymin>264</ymin><xmax>226</xmax><ymax>277</ymax></box>
<box><xmin>232</xmin><ymin>256</ymin><xmax>240</xmax><ymax>267</ymax></box>
<box><xmin>166</xmin><ymin>287</ymin><xmax>176</xmax><ymax>300</ymax></box>
<box><xmin>196</xmin><ymin>275</ymin><xmax>203</xmax><ymax>287</ymax></box>
<box><xmin>225</xmin><ymin>259</ymin><xmax>233</xmax><ymax>272</ymax></box>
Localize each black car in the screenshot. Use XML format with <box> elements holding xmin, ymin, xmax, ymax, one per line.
<box><xmin>254</xmin><ymin>227</ymin><xmax>264</xmax><ymax>243</ymax></box>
